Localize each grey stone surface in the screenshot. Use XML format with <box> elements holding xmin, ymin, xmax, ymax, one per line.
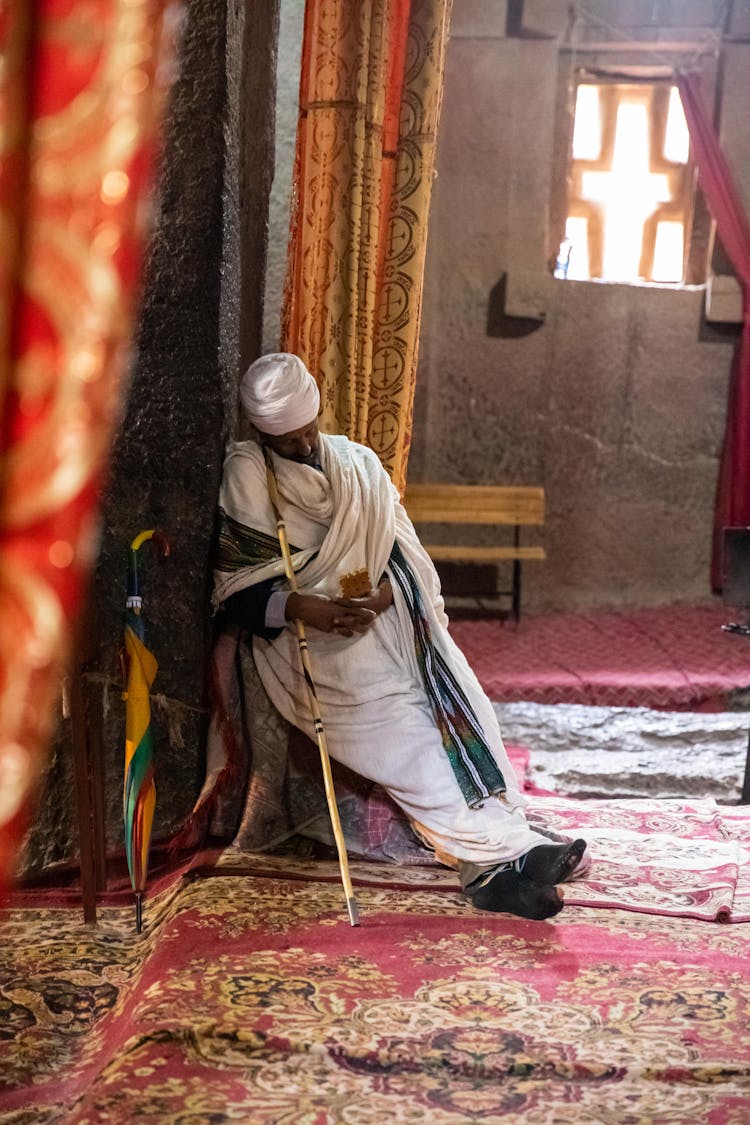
<box><xmin>730</xmin><ymin>0</ymin><xmax>750</xmax><ymax>37</ymax></box>
<box><xmin>721</xmin><ymin>42</ymin><xmax>750</xmax><ymax>217</ymax></box>
<box><xmin>451</xmin><ymin>1</ymin><xmax>508</xmax><ymax>38</ymax></box>
<box><xmin>496</xmin><ymin>700</ymin><xmax>749</xmax><ymax>803</ymax></box>
<box><xmin>256</xmin><ymin>2</ymin><xmax>748</xmax><ymax>618</ymax></box>
<box><xmin>17</xmin><ymin>725</ymin><xmax>76</xmax><ymax>879</ymax></box>
<box><xmin>263</xmin><ymin>0</ymin><xmax>304</xmax><ymax>352</ymax></box>
<box><xmin>407</xmin><ymin>3</ymin><xmax>743</xmax><ymax>612</ymax></box>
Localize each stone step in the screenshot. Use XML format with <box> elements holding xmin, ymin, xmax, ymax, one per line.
<box><xmin>495</xmin><ymin>701</ymin><xmax>749</xmax><ymax>804</ymax></box>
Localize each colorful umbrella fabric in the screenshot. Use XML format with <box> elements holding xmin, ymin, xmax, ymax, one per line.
<box><xmin>123</xmin><ymin>530</ymin><xmax>164</xmax><ymax>932</ymax></box>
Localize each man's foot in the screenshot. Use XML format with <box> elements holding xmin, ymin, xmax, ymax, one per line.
<box><xmin>469</xmin><ymin>867</ymin><xmax>564</xmax><ymax>920</ymax></box>
<box><xmin>518</xmin><ymin>839</ymin><xmax>587</xmax><ymax>885</ymax></box>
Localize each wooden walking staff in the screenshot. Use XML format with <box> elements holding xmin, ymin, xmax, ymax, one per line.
<box><xmin>263</xmin><ymin>449</ymin><xmax>360</xmax><ymax>926</ymax></box>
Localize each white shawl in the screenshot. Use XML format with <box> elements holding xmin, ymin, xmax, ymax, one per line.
<box><xmin>211</xmin><ymin>433</ymin><xmax>532</xmax><ymax>863</ymax></box>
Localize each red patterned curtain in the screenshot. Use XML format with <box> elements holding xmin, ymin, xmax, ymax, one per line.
<box><xmin>677</xmin><ymin>73</ymin><xmax>750</xmax><ymax>589</ymax></box>
<box><xmin>281</xmin><ymin>0</ymin><xmax>453</xmax><ymax>494</ymax></box>
<box><xmin>0</xmin><ymin>1</ymin><xmax>178</xmax><ymax>894</ymax></box>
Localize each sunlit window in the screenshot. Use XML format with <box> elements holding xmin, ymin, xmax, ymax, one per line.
<box><xmin>571</xmin><ymin>84</ymin><xmax>601</xmax><ymax>160</ymax></box>
<box><xmin>556</xmin><ymin>82</ymin><xmax>693</xmax><ymax>284</ymax></box>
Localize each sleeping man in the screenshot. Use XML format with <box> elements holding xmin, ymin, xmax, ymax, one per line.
<box><xmin>213</xmin><ymin>352</ymin><xmax>588</xmax><ymax>919</ymax></box>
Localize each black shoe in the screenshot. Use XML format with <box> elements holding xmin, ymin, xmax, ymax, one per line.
<box><xmin>519</xmin><ymin>839</ymin><xmax>587</xmax><ymax>885</ymax></box>
<box><xmin>469</xmin><ymin>867</ymin><xmax>564</xmax><ymax>920</ymax></box>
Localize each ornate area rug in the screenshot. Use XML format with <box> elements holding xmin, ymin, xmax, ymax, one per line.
<box><xmin>210</xmin><ymin>785</ymin><xmax>750</xmax><ymax>925</ymax></box>
<box><xmin>209</xmin><ymin>795</ymin><xmax>750</xmax><ymax>925</ymax></box>
<box><xmin>450</xmin><ymin>604</ymin><xmax>750</xmax><ymax>709</ymax></box>
<box><xmin>3</xmin><ymin>825</ymin><xmax>750</xmax><ymax>1123</ymax></box>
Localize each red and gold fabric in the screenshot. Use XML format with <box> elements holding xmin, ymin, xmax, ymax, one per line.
<box><xmin>281</xmin><ymin>0</ymin><xmax>453</xmax><ymax>494</ymax></box>
<box><xmin>0</xmin><ymin>1</ymin><xmax>178</xmax><ymax>895</ymax></box>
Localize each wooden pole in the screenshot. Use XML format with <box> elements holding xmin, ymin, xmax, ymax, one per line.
<box><xmin>69</xmin><ymin>596</ymin><xmax>107</xmax><ymax>926</ymax></box>
<box><xmin>263</xmin><ymin>450</ymin><xmax>359</xmax><ymax>926</ymax></box>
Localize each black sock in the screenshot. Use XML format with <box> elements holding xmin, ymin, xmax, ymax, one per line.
<box><xmin>469</xmin><ymin>868</ymin><xmax>564</xmax><ymax>920</ymax></box>
<box><xmin>518</xmin><ymin>839</ymin><xmax>587</xmax><ymax>885</ymax></box>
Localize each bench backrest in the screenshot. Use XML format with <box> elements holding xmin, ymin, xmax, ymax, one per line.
<box><xmin>403</xmin><ymin>484</ymin><xmax>545</xmax><ymax>526</ymax></box>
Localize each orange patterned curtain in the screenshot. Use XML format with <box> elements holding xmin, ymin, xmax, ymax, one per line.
<box><xmin>281</xmin><ymin>0</ymin><xmax>453</xmax><ymax>493</ymax></box>
<box><xmin>0</xmin><ymin>0</ymin><xmax>178</xmax><ymax>894</ymax></box>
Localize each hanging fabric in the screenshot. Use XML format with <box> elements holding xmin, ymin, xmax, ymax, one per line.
<box><xmin>0</xmin><ymin>1</ymin><xmax>179</xmax><ymax>897</ymax></box>
<box><xmin>677</xmin><ymin>72</ymin><xmax>750</xmax><ymax>590</ymax></box>
<box><xmin>281</xmin><ymin>0</ymin><xmax>453</xmax><ymax>493</ymax></box>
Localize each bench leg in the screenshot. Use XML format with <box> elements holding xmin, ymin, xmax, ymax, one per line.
<box><xmin>741</xmin><ymin>724</ymin><xmax>750</xmax><ymax>804</ymax></box>
<box><xmin>511</xmin><ymin>527</ymin><xmax>521</xmax><ymax>623</ymax></box>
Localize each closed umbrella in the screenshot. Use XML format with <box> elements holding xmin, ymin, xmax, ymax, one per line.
<box><xmin>123</xmin><ymin>529</ymin><xmax>169</xmax><ymax>931</ymax></box>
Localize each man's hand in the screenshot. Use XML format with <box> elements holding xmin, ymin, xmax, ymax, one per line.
<box><xmin>335</xmin><ymin>577</ymin><xmax>393</xmax><ymax>618</ymax></box>
<box><xmin>286</xmin><ymin>592</ymin><xmax>376</xmax><ymax>637</ymax></box>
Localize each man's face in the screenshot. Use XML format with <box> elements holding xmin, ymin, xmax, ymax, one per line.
<box><xmin>260</xmin><ymin>417</ymin><xmax>320</xmax><ymax>465</ymax></box>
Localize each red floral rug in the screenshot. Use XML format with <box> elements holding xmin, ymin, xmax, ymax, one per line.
<box><xmin>210</xmin><ymin>792</ymin><xmax>750</xmax><ymax>925</ymax></box>
<box><xmin>3</xmin><ymin>792</ymin><xmax>750</xmax><ymax>1123</ymax></box>
<box><xmin>2</xmin><ymin>863</ymin><xmax>750</xmax><ymax>1123</ymax></box>
<box><xmin>450</xmin><ymin>603</ymin><xmax>750</xmax><ymax>709</ymax></box>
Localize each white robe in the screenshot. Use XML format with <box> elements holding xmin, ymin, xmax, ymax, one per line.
<box><xmin>214</xmin><ymin>434</ymin><xmax>550</xmax><ymax>866</ymax></box>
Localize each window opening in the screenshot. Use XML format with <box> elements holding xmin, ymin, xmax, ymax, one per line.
<box><xmin>556</xmin><ymin>81</ymin><xmax>693</xmax><ymax>284</ymax></box>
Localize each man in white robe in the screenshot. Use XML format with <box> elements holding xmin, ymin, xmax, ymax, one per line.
<box><xmin>213</xmin><ymin>353</ymin><xmax>587</xmax><ymax>919</ymax></box>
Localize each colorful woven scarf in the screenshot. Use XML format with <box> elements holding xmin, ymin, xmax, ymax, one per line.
<box><xmin>389</xmin><ymin>541</ymin><xmax>506</xmax><ymax>808</ymax></box>
<box><xmin>215</xmin><ymin>506</ymin><xmax>293</xmax><ymax>574</ymax></box>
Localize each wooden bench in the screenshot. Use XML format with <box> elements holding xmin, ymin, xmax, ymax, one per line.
<box><xmin>402</xmin><ymin>484</ymin><xmax>546</xmax><ymax>621</ymax></box>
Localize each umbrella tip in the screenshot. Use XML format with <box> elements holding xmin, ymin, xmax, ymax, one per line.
<box><xmin>135</xmin><ymin>891</ymin><xmax>144</xmax><ymax>933</ymax></box>
<box><xmin>346</xmin><ymin>897</ymin><xmax>360</xmax><ymax>927</ymax></box>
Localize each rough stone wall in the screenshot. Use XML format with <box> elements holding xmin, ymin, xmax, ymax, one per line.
<box><xmin>22</xmin><ymin>0</ymin><xmax>279</xmax><ymax>875</ymax></box>
<box><xmin>412</xmin><ymin>0</ymin><xmax>747</xmax><ymax>610</ymax></box>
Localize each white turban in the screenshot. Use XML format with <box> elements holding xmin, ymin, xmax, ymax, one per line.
<box><xmin>239</xmin><ymin>353</ymin><xmax>320</xmax><ymax>435</ymax></box>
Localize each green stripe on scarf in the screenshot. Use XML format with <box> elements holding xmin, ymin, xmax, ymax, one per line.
<box><xmin>215</xmin><ymin>507</ymin><xmax>302</xmax><ymax>573</ymax></box>
<box><xmin>389</xmin><ymin>541</ymin><xmax>506</xmax><ymax>808</ymax></box>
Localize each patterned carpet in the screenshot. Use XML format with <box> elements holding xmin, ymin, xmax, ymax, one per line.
<box><xmin>450</xmin><ymin>604</ymin><xmax>750</xmax><ymax>709</ymax></box>
<box><xmin>3</xmin><ymin>795</ymin><xmax>750</xmax><ymax>1123</ymax></box>
<box><xmin>210</xmin><ymin>793</ymin><xmax>750</xmax><ymax>924</ymax></box>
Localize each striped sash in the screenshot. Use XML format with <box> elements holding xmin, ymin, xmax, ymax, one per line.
<box><xmin>389</xmin><ymin>541</ymin><xmax>506</xmax><ymax>808</ymax></box>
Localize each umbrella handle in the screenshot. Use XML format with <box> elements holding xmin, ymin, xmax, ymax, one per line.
<box><xmin>129</xmin><ymin>529</ymin><xmax>171</xmax><ymax>561</ymax></box>
<box><xmin>127</xmin><ymin>529</ymin><xmax>171</xmax><ymax>610</ymax></box>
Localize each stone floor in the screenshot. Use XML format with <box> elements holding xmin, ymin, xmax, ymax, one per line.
<box><xmin>494</xmin><ymin>701</ymin><xmax>750</xmax><ymax>804</ymax></box>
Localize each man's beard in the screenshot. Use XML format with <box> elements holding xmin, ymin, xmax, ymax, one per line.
<box><xmin>288</xmin><ymin>447</ymin><xmax>319</xmax><ymax>466</ymax></box>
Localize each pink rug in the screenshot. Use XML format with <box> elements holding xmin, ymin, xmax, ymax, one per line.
<box><xmin>4</xmin><ymin>849</ymin><xmax>750</xmax><ymax>1123</ymax></box>
<box><xmin>527</xmin><ymin>794</ymin><xmax>750</xmax><ymax>922</ymax></box>
<box><xmin>450</xmin><ymin>603</ymin><xmax>750</xmax><ymax>708</ymax></box>
<box><xmin>215</xmin><ymin>792</ymin><xmax>750</xmax><ymax>925</ymax></box>
<box><xmin>14</xmin><ymin>747</ymin><xmax>747</xmax><ymax>924</ymax></box>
